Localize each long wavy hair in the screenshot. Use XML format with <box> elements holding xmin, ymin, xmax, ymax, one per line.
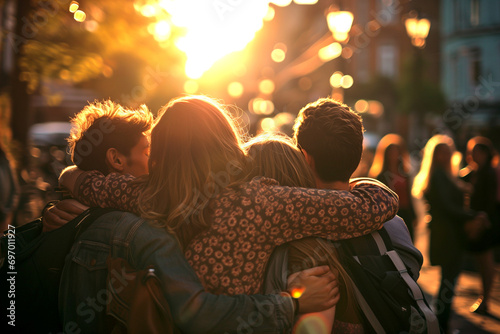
<box><xmin>368</xmin><ymin>134</ymin><xmax>411</xmax><ymax>179</ymax></box>
<box><xmin>244</xmin><ymin>134</ymin><xmax>358</xmax><ymax>318</ymax></box>
<box><xmin>243</xmin><ymin>133</ymin><xmax>316</xmax><ymax>188</ymax></box>
<box><xmin>138</xmin><ymin>96</ymin><xmax>248</xmax><ymax>247</ymax></box>
<box><xmin>412</xmin><ymin>134</ymin><xmax>462</xmax><ymax>199</ymax></box>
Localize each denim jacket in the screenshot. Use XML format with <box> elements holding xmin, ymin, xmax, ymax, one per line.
<box><xmin>59</xmin><ymin>211</ymin><xmax>294</xmax><ymax>334</ymax></box>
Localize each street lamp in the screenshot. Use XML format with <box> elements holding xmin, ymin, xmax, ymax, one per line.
<box><xmin>405</xmin><ymin>16</ymin><xmax>431</xmax><ymax>48</ymax></box>
<box><xmin>326</xmin><ymin>9</ymin><xmax>353</xmax><ymax>102</ymax></box>
<box><xmin>326</xmin><ymin>10</ymin><xmax>353</xmax><ymax>42</ymax></box>
<box><xmin>404</xmin><ymin>12</ymin><xmax>431</xmax><ymax>144</ymax></box>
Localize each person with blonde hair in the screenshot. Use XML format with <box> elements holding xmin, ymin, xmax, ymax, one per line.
<box><xmin>244</xmin><ymin>133</ymin><xmax>316</xmax><ymax>189</ymax></box>
<box><xmin>460</xmin><ymin>136</ymin><xmax>499</xmax><ymax>315</ymax></box>
<box><xmin>369</xmin><ymin>134</ymin><xmax>416</xmax><ymax>240</ymax></box>
<box><xmin>412</xmin><ymin>134</ymin><xmax>487</xmax><ymax>333</ymax></box>
<box><xmin>244</xmin><ymin>133</ymin><xmax>363</xmax><ymax>333</ymax></box>
<box><xmin>59</xmin><ymin>95</ymin><xmax>398</xmax><ymax>300</ymax></box>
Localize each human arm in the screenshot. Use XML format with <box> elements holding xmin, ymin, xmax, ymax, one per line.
<box><xmin>133</xmin><ymin>222</ymin><xmax>337</xmax><ymax>333</ymax></box>
<box><xmin>250</xmin><ymin>177</ymin><xmax>398</xmax><ymax>244</ymax></box>
<box><xmin>59</xmin><ymin>168</ymin><xmax>144</xmax><ymax>214</ymax></box>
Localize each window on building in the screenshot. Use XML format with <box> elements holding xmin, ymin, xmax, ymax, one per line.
<box><xmin>468</xmin><ymin>47</ymin><xmax>481</xmax><ymax>88</ymax></box>
<box><xmin>356</xmin><ymin>50</ymin><xmax>370</xmax><ymax>83</ymax></box>
<box><xmin>451</xmin><ymin>53</ymin><xmax>458</xmax><ymax>97</ymax></box>
<box><xmin>376</xmin><ymin>0</ymin><xmax>398</xmax><ymax>25</ymax></box>
<box><xmin>471</xmin><ymin>0</ymin><xmax>480</xmax><ymax>26</ymax></box>
<box><xmin>377</xmin><ymin>44</ymin><xmax>397</xmax><ymax>78</ymax></box>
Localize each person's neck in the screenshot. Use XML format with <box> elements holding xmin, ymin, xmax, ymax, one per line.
<box><xmin>316</xmin><ymin>178</ymin><xmax>350</xmax><ymax>191</ymax></box>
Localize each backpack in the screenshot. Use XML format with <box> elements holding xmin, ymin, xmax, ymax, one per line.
<box><xmin>333</xmin><ymin>228</ymin><xmax>440</xmax><ymax>334</ymax></box>
<box><xmin>0</xmin><ymin>207</ymin><xmax>113</xmax><ymax>334</ymax></box>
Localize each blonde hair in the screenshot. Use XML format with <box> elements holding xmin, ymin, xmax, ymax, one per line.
<box><xmin>244</xmin><ymin>133</ymin><xmax>357</xmax><ymax>316</ymax></box>
<box><xmin>412</xmin><ymin>134</ymin><xmax>462</xmax><ymax>199</ymax></box>
<box><xmin>287</xmin><ymin>238</ymin><xmax>359</xmax><ymax>320</ymax></box>
<box><xmin>368</xmin><ymin>134</ymin><xmax>411</xmax><ymax>179</ymax></box>
<box><xmin>243</xmin><ymin>133</ymin><xmax>316</xmax><ymax>188</ymax></box>
<box><xmin>138</xmin><ymin>95</ymin><xmax>248</xmax><ymax>248</ymax></box>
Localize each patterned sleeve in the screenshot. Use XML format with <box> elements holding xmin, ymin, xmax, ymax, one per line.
<box><xmin>74</xmin><ymin>171</ymin><xmax>144</xmax><ymax>215</ymax></box>
<box><xmin>252</xmin><ymin>178</ymin><xmax>399</xmax><ymax>244</ymax></box>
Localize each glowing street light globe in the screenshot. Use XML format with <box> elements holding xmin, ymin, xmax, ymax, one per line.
<box><xmin>327</xmin><ymin>11</ymin><xmax>353</xmax><ymax>42</ymax></box>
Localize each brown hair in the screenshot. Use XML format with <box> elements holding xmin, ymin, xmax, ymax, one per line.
<box><xmin>243</xmin><ymin>133</ymin><xmax>316</xmax><ymax>188</ymax></box>
<box><xmin>293</xmin><ymin>98</ymin><xmax>364</xmax><ymax>183</ymax></box>
<box><xmin>368</xmin><ymin>133</ymin><xmax>411</xmax><ymax>179</ymax></box>
<box><xmin>68</xmin><ymin>100</ymin><xmax>153</xmax><ymax>174</ymax></box>
<box><xmin>465</xmin><ymin>136</ymin><xmax>499</xmax><ymax>168</ymax></box>
<box><xmin>138</xmin><ymin>95</ymin><xmax>248</xmax><ymax>248</ymax></box>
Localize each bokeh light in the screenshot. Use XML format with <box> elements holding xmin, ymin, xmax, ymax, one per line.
<box><xmin>264</xmin><ymin>6</ymin><xmax>276</xmax><ymax>21</ymax></box>
<box><xmin>154</xmin><ymin>20</ymin><xmax>171</xmax><ymax>41</ymax></box>
<box><xmin>260</xmin><ymin>117</ymin><xmax>276</xmax><ymax>131</ymax></box>
<box><xmin>318</xmin><ymin>42</ymin><xmax>342</xmax><ymax>62</ymax></box>
<box><xmin>355</xmin><ymin>99</ymin><xmax>369</xmax><ymax>113</ymax></box>
<box><xmin>183</xmin><ymin>80</ymin><xmax>199</xmax><ymax>94</ymax></box>
<box><xmin>69</xmin><ymin>1</ymin><xmax>79</xmax><ymax>13</ymax></box>
<box><xmin>228</xmin><ymin>82</ymin><xmax>244</xmax><ymax>98</ymax></box>
<box><xmin>259</xmin><ymin>79</ymin><xmax>275</xmax><ymax>95</ymax></box>
<box><xmin>340</xmin><ymin>75</ymin><xmax>353</xmax><ymax>89</ymax></box>
<box><xmin>294</xmin><ymin>315</ymin><xmax>329</xmax><ymax>334</ymax></box>
<box><xmin>298</xmin><ymin>77</ymin><xmax>312</xmax><ymax>91</ymax></box>
<box><xmin>271</xmin><ymin>0</ymin><xmax>293</xmax><ymax>7</ymax></box>
<box><xmin>294</xmin><ymin>0</ymin><xmax>318</xmax><ymax>4</ymax></box>
<box><xmin>251</xmin><ymin>98</ymin><xmax>275</xmax><ymax>115</ymax></box>
<box><xmin>271</xmin><ymin>48</ymin><xmax>286</xmax><ymax>63</ymax></box>
<box><xmin>74</xmin><ymin>10</ymin><xmax>86</xmax><ymax>22</ymax></box>
<box><xmin>329</xmin><ymin>71</ymin><xmax>343</xmax><ymax>88</ymax></box>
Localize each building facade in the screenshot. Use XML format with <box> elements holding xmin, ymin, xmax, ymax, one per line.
<box><xmin>441</xmin><ymin>0</ymin><xmax>500</xmax><ymax>147</ymax></box>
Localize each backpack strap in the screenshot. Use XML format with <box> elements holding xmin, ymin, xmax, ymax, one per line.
<box><xmin>372</xmin><ymin>231</ymin><xmax>440</xmax><ymax>334</ymax></box>
<box><xmin>348</xmin><ymin>279</ymin><xmax>386</xmax><ymax>333</ymax></box>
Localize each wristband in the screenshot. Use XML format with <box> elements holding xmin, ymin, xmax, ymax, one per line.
<box><xmin>280</xmin><ymin>291</ymin><xmax>299</xmax><ymax>316</ymax></box>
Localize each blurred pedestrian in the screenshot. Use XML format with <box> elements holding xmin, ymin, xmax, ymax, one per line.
<box><xmin>412</xmin><ymin>134</ymin><xmax>487</xmax><ymax>333</ymax></box>
<box><xmin>369</xmin><ymin>134</ymin><xmax>417</xmax><ymax>240</ymax></box>
<box><xmin>0</xmin><ymin>143</ymin><xmax>18</xmax><ymax>233</ymax></box>
<box><xmin>460</xmin><ymin>136</ymin><xmax>499</xmax><ymax>315</ymax></box>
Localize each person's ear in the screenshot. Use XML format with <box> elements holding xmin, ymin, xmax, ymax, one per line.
<box><xmin>105</xmin><ymin>148</ymin><xmax>125</xmax><ymax>173</ymax></box>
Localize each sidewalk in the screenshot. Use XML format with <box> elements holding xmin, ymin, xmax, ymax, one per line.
<box><xmin>414</xmin><ymin>220</ymin><xmax>500</xmax><ymax>333</ymax></box>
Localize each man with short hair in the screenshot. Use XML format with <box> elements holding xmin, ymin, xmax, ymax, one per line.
<box><xmin>293</xmin><ymin>97</ymin><xmax>423</xmax><ymax>276</ymax></box>
<box><xmin>43</xmin><ymin>101</ymin><xmax>152</xmax><ymax>231</ymax></box>
<box><xmin>68</xmin><ymin>100</ymin><xmax>151</xmax><ymax>177</ymax></box>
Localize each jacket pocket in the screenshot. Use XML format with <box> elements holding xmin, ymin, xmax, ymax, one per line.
<box><xmin>71</xmin><ymin>240</ymin><xmax>110</xmax><ymax>271</ymax></box>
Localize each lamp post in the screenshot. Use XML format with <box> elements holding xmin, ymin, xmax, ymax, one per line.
<box><xmin>405</xmin><ymin>16</ymin><xmax>431</xmax><ymax>48</ymax></box>
<box><xmin>404</xmin><ymin>12</ymin><xmax>431</xmax><ymax>142</ymax></box>
<box><xmin>326</xmin><ymin>9</ymin><xmax>353</xmax><ymax>102</ymax></box>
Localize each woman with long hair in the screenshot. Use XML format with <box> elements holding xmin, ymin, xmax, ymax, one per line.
<box><xmin>412</xmin><ymin>134</ymin><xmax>484</xmax><ymax>333</ymax></box>
<box><xmin>369</xmin><ymin>134</ymin><xmax>416</xmax><ymax>240</ymax></box>
<box><xmin>460</xmin><ymin>136</ymin><xmax>499</xmax><ymax>315</ymax></box>
<box><xmin>60</xmin><ymin>96</ymin><xmax>398</xmax><ymax>301</ymax></box>
<box><xmin>245</xmin><ymin>133</ymin><xmax>363</xmax><ymax>334</ymax></box>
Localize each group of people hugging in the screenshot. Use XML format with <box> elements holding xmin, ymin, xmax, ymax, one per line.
<box><xmin>42</xmin><ymin>95</ymin><xmax>426</xmax><ymax>333</ymax></box>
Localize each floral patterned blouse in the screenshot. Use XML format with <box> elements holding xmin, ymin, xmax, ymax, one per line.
<box><xmin>74</xmin><ymin>172</ymin><xmax>398</xmax><ymax>295</ymax></box>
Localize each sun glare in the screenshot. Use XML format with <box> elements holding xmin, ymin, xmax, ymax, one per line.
<box><xmin>137</xmin><ymin>1</ymin><xmax>309</xmax><ymax>79</ymax></box>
